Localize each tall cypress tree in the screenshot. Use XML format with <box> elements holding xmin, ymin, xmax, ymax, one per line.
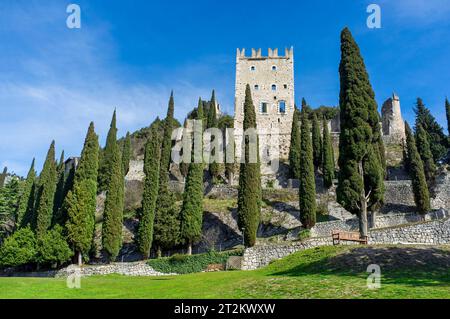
<box><xmin>311</xmin><ymin>113</ymin><xmax>322</xmax><ymax>171</ymax></box>
<box><xmin>299</xmin><ymin>107</ymin><xmax>316</xmax><ymax>229</ymax></box>
<box><xmin>322</xmin><ymin>118</ymin><xmax>335</xmax><ymax>189</ymax></box>
<box><xmin>101</xmin><ymin>114</ymin><xmax>125</xmax><ymax>261</ymax></box>
<box><xmin>35</xmin><ymin>141</ymin><xmax>57</xmax><ymax>239</ymax></box>
<box><xmin>180</xmin><ymin>110</ymin><xmax>204</xmax><ymax>255</ymax></box>
<box><xmin>0</xmin><ymin>167</ymin><xmax>7</xmax><ymax>188</ymax></box>
<box><xmin>179</xmin><ymin>119</ymin><xmax>190</xmax><ymax>181</ymax></box>
<box><xmin>98</xmin><ymin>110</ymin><xmax>118</xmax><ymax>192</ymax></box>
<box><xmin>446</xmin><ymin>98</ymin><xmax>450</xmax><ymax>137</ymax></box>
<box><xmin>207</xmin><ymin>90</ymin><xmax>220</xmax><ymax>183</ymax></box>
<box><xmin>336</xmin><ymin>28</ymin><xmax>385</xmax><ymax>237</ymax></box>
<box><xmin>288</xmin><ymin>106</ymin><xmax>301</xmax><ymax>179</ymax></box>
<box><xmin>122</xmin><ymin>132</ymin><xmax>131</xmax><ymax>176</ymax></box>
<box><xmin>154</xmin><ymin>92</ymin><xmax>180</xmax><ymax>256</ymax></box>
<box><xmin>53</xmin><ymin>150</ymin><xmax>66</xmax><ymax>223</ymax></box>
<box><xmin>16</xmin><ymin>159</ymin><xmax>36</xmax><ymax>228</ymax></box>
<box><xmin>137</xmin><ymin>126</ymin><xmax>161</xmax><ymax>259</ymax></box>
<box><xmin>415</xmin><ymin>124</ymin><xmax>436</xmax><ymax>185</ymax></box>
<box><xmin>415</xmin><ymin>98</ymin><xmax>447</xmax><ymax>162</ymax></box>
<box><xmin>65</xmin><ymin>122</ymin><xmax>99</xmax><ymax>265</ymax></box>
<box><xmin>405</xmin><ymin>122</ymin><xmax>430</xmax><ymax>214</ymax></box>
<box><xmin>237</xmin><ymin>84</ymin><xmax>261</xmax><ymax>247</ymax></box>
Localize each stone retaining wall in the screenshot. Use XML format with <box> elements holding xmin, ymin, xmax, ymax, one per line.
<box><xmin>242</xmin><ymin>217</ymin><xmax>450</xmax><ymax>270</ymax></box>
<box><xmin>55</xmin><ymin>262</ymin><xmax>176</xmax><ymax>278</ymax></box>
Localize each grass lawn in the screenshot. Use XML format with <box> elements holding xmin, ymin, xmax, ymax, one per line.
<box><xmin>1</xmin><ymin>245</ymin><xmax>449</xmax><ymax>299</ymax></box>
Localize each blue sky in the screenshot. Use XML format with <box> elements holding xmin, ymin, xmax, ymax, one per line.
<box><xmin>1</xmin><ymin>0</ymin><xmax>449</xmax><ymax>176</ymax></box>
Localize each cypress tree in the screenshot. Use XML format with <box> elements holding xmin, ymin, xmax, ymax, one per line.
<box><xmin>299</xmin><ymin>108</ymin><xmax>316</xmax><ymax>229</ymax></box>
<box><xmin>122</xmin><ymin>132</ymin><xmax>131</xmax><ymax>176</ymax></box>
<box><xmin>16</xmin><ymin>159</ymin><xmax>36</xmax><ymax>228</ymax></box>
<box><xmin>415</xmin><ymin>124</ymin><xmax>436</xmax><ymax>185</ymax></box>
<box><xmin>311</xmin><ymin>113</ymin><xmax>322</xmax><ymax>171</ymax></box>
<box><xmin>65</xmin><ymin>122</ymin><xmax>99</xmax><ymax>265</ymax></box>
<box><xmin>207</xmin><ymin>90</ymin><xmax>220</xmax><ymax>183</ymax></box>
<box><xmin>98</xmin><ymin>110</ymin><xmax>118</xmax><ymax>192</ymax></box>
<box><xmin>35</xmin><ymin>141</ymin><xmax>57</xmax><ymax>239</ymax></box>
<box><xmin>180</xmin><ymin>111</ymin><xmax>204</xmax><ymax>255</ymax></box>
<box><xmin>288</xmin><ymin>106</ymin><xmax>301</xmax><ymax>179</ymax></box>
<box><xmin>53</xmin><ymin>150</ymin><xmax>66</xmax><ymax>223</ymax></box>
<box><xmin>446</xmin><ymin>98</ymin><xmax>450</xmax><ymax>137</ymax></box>
<box><xmin>179</xmin><ymin>119</ymin><xmax>190</xmax><ymax>180</ymax></box>
<box><xmin>415</xmin><ymin>98</ymin><xmax>447</xmax><ymax>162</ymax></box>
<box><xmin>237</xmin><ymin>84</ymin><xmax>261</xmax><ymax>247</ymax></box>
<box><xmin>137</xmin><ymin>126</ymin><xmax>161</xmax><ymax>259</ymax></box>
<box><xmin>154</xmin><ymin>92</ymin><xmax>180</xmax><ymax>256</ymax></box>
<box><xmin>336</xmin><ymin>27</ymin><xmax>385</xmax><ymax>237</ymax></box>
<box><xmin>101</xmin><ymin>114</ymin><xmax>125</xmax><ymax>261</ymax></box>
<box><xmin>322</xmin><ymin>118</ymin><xmax>335</xmax><ymax>189</ymax></box>
<box><xmin>405</xmin><ymin>122</ymin><xmax>430</xmax><ymax>214</ymax></box>
<box><xmin>0</xmin><ymin>167</ymin><xmax>7</xmax><ymax>188</ymax></box>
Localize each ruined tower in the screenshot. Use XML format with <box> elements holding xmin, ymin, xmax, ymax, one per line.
<box><xmin>381</xmin><ymin>93</ymin><xmax>406</xmax><ymax>143</ymax></box>
<box><xmin>233</xmin><ymin>48</ymin><xmax>295</xmax><ymax>163</ymax></box>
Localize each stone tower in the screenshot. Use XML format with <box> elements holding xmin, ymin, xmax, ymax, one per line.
<box><xmin>381</xmin><ymin>93</ymin><xmax>406</xmax><ymax>143</ymax></box>
<box><xmin>233</xmin><ymin>47</ymin><xmax>295</xmax><ymax>163</ymax></box>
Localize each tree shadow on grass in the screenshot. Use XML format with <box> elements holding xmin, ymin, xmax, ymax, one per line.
<box><xmin>267</xmin><ymin>246</ymin><xmax>450</xmax><ymax>287</ymax></box>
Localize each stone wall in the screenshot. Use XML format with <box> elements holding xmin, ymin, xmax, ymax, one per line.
<box><xmin>431</xmin><ymin>169</ymin><xmax>450</xmax><ymax>211</ymax></box>
<box><xmin>55</xmin><ymin>262</ymin><xmax>175</xmax><ymax>278</ymax></box>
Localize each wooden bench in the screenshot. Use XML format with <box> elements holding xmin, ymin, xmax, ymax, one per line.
<box><xmin>332</xmin><ymin>231</ymin><xmax>368</xmax><ymax>245</ymax></box>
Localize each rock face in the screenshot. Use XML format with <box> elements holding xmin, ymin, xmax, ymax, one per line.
<box><xmin>55</xmin><ymin>262</ymin><xmax>176</xmax><ymax>278</ymax></box>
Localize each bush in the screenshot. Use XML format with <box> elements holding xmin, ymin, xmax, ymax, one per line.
<box><xmin>36</xmin><ymin>225</ymin><xmax>73</xmax><ymax>267</ymax></box>
<box><xmin>148</xmin><ymin>249</ymin><xmax>243</xmax><ymax>274</ymax></box>
<box><xmin>298</xmin><ymin>229</ymin><xmax>311</xmax><ymax>241</ymax></box>
<box><xmin>0</xmin><ymin>227</ymin><xmax>36</xmax><ymax>267</ymax></box>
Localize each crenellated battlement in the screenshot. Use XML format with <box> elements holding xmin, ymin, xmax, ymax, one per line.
<box><xmin>236</xmin><ymin>47</ymin><xmax>294</xmax><ymax>60</ymax></box>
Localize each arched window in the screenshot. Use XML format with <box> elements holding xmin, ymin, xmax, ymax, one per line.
<box><xmin>272</xmin><ymin>65</ymin><xmax>277</xmax><ymax>71</ymax></box>
<box><xmin>271</xmin><ymin>84</ymin><xmax>277</xmax><ymax>91</ymax></box>
<box><xmin>250</xmin><ymin>66</ymin><xmax>256</xmax><ymax>71</ymax></box>
<box><xmin>254</xmin><ymin>84</ymin><xmax>259</xmax><ymax>90</ymax></box>
<box><xmin>279</xmin><ymin>101</ymin><xmax>286</xmax><ymax>114</ymax></box>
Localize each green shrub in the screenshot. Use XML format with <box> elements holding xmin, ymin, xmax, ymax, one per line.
<box><xmin>298</xmin><ymin>229</ymin><xmax>311</xmax><ymax>241</ymax></box>
<box><xmin>0</xmin><ymin>227</ymin><xmax>36</xmax><ymax>267</ymax></box>
<box><xmin>36</xmin><ymin>225</ymin><xmax>73</xmax><ymax>267</ymax></box>
<box><xmin>148</xmin><ymin>249</ymin><xmax>243</xmax><ymax>274</ymax></box>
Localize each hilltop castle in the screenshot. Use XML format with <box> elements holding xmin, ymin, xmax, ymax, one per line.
<box><xmin>233</xmin><ymin>47</ymin><xmax>406</xmax><ymax>164</ymax></box>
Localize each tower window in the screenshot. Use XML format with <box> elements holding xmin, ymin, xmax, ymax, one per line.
<box><xmin>283</xmin><ymin>84</ymin><xmax>288</xmax><ymax>89</ymax></box>
<box><xmin>279</xmin><ymin>101</ymin><xmax>286</xmax><ymax>114</ymax></box>
<box><xmin>272</xmin><ymin>65</ymin><xmax>277</xmax><ymax>71</ymax></box>
<box><xmin>260</xmin><ymin>102</ymin><xmax>268</xmax><ymax>114</ymax></box>
<box><xmin>254</xmin><ymin>84</ymin><xmax>259</xmax><ymax>90</ymax></box>
<box><xmin>250</xmin><ymin>66</ymin><xmax>256</xmax><ymax>71</ymax></box>
<box><xmin>271</xmin><ymin>84</ymin><xmax>277</xmax><ymax>91</ymax></box>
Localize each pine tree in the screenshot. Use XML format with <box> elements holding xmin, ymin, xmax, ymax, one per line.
<box><xmin>288</xmin><ymin>106</ymin><xmax>301</xmax><ymax>179</ymax></box>
<box><xmin>154</xmin><ymin>92</ymin><xmax>180</xmax><ymax>256</ymax></box>
<box><xmin>122</xmin><ymin>132</ymin><xmax>131</xmax><ymax>176</ymax></box>
<box><xmin>0</xmin><ymin>167</ymin><xmax>7</xmax><ymax>188</ymax></box>
<box><xmin>446</xmin><ymin>98</ymin><xmax>450</xmax><ymax>137</ymax></box>
<box><xmin>98</xmin><ymin>110</ymin><xmax>118</xmax><ymax>192</ymax></box>
<box><xmin>16</xmin><ymin>159</ymin><xmax>36</xmax><ymax>228</ymax></box>
<box><xmin>237</xmin><ymin>84</ymin><xmax>261</xmax><ymax>247</ymax></box>
<box><xmin>65</xmin><ymin>122</ymin><xmax>99</xmax><ymax>265</ymax></box>
<box><xmin>180</xmin><ymin>110</ymin><xmax>204</xmax><ymax>255</ymax></box>
<box><xmin>137</xmin><ymin>126</ymin><xmax>161</xmax><ymax>259</ymax></box>
<box><xmin>322</xmin><ymin>118</ymin><xmax>335</xmax><ymax>189</ymax></box>
<box><xmin>415</xmin><ymin>98</ymin><xmax>447</xmax><ymax>162</ymax></box>
<box><xmin>415</xmin><ymin>124</ymin><xmax>436</xmax><ymax>185</ymax></box>
<box><xmin>336</xmin><ymin>27</ymin><xmax>385</xmax><ymax>237</ymax></box>
<box><xmin>299</xmin><ymin>108</ymin><xmax>316</xmax><ymax>229</ymax></box>
<box><xmin>207</xmin><ymin>90</ymin><xmax>220</xmax><ymax>183</ymax></box>
<box><xmin>101</xmin><ymin>115</ymin><xmax>125</xmax><ymax>262</ymax></box>
<box><xmin>35</xmin><ymin>141</ymin><xmax>57</xmax><ymax>239</ymax></box>
<box><xmin>311</xmin><ymin>113</ymin><xmax>322</xmax><ymax>170</ymax></box>
<box><xmin>52</xmin><ymin>150</ymin><xmax>66</xmax><ymax>224</ymax></box>
<box><xmin>405</xmin><ymin>122</ymin><xmax>430</xmax><ymax>214</ymax></box>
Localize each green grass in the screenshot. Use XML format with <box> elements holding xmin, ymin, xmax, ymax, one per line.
<box><xmin>1</xmin><ymin>245</ymin><xmax>449</xmax><ymax>299</ymax></box>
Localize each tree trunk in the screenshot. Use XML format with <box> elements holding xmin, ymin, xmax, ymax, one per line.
<box><xmin>370</xmin><ymin>210</ymin><xmax>377</xmax><ymax>228</ymax></box>
<box><xmin>358</xmin><ymin>161</ymin><xmax>368</xmax><ymax>238</ymax></box>
<box><xmin>77</xmin><ymin>252</ymin><xmax>82</xmax><ymax>266</ymax></box>
<box><xmin>187</xmin><ymin>242</ymin><xmax>192</xmax><ymax>255</ymax></box>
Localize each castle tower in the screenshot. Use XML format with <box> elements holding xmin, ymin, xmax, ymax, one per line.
<box><xmin>381</xmin><ymin>93</ymin><xmax>406</xmax><ymax>142</ymax></box>
<box><xmin>233</xmin><ymin>47</ymin><xmax>295</xmax><ymax>163</ymax></box>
